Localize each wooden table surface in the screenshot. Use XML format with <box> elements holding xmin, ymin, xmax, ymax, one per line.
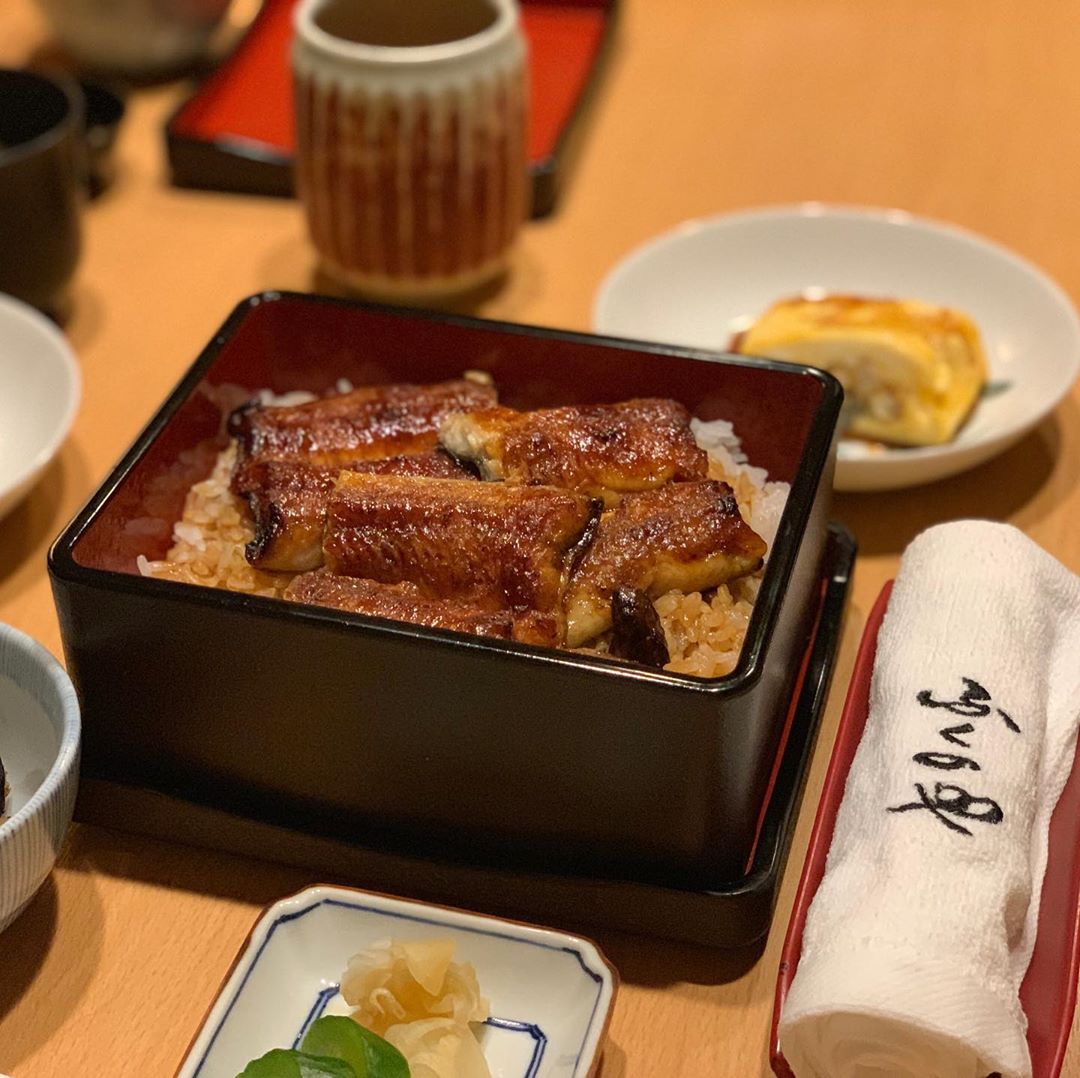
<box><xmin>3</xmin><ymin>1</ymin><xmax>1080</xmax><ymax>1074</ymax></box>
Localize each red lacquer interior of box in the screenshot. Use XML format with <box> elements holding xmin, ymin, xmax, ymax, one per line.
<box><xmin>169</xmin><ymin>0</ymin><xmax>611</xmax><ymax>166</ymax></box>
<box><xmin>70</xmin><ymin>296</ymin><xmax>829</xmax><ymax>574</ymax></box>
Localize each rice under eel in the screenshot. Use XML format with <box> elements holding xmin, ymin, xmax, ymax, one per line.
<box><xmin>323</xmin><ymin>472</ymin><xmax>598</xmax><ymax>617</ymax></box>
<box><xmin>285</xmin><ymin>569</ymin><xmax>560</xmax><ymax>645</ymax></box>
<box><xmin>438</xmin><ymin>398</ymin><xmax>708</xmax><ymax>504</ymax></box>
<box><xmin>563</xmin><ymin>480</ymin><xmax>767</xmax><ymax>648</ymax></box>
<box><xmin>242</xmin><ymin>452</ymin><xmax>474</xmax><ymax>572</ymax></box>
<box><xmin>230</xmin><ymin>378</ymin><xmax>498</xmax><ymax>491</ymax></box>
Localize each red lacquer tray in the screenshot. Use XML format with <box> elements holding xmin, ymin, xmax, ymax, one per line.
<box><xmin>770</xmin><ymin>582</ymin><xmax>1080</xmax><ymax>1078</ymax></box>
<box><xmin>167</xmin><ymin>0</ymin><xmax>616</xmax><ymax>215</ymax></box>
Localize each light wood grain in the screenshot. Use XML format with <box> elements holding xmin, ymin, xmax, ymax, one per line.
<box><xmin>1</xmin><ymin>1</ymin><xmax>1079</xmax><ymax>1075</ymax></box>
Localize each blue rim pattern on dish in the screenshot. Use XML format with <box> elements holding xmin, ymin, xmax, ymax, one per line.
<box><xmin>190</xmin><ymin>895</ymin><xmax>608</xmax><ymax>1077</ymax></box>
<box><xmin>291</xmin><ymin>984</ymin><xmax>549</xmax><ymax>1077</ymax></box>
<box><xmin>485</xmin><ymin>1017</ymin><xmax>548</xmax><ymax>1078</ymax></box>
<box><xmin>292</xmin><ymin>984</ymin><xmax>342</xmax><ymax>1049</ymax></box>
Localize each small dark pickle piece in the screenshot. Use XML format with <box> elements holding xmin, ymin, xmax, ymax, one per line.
<box><xmin>610</xmin><ymin>587</ymin><xmax>670</xmax><ymax>667</ymax></box>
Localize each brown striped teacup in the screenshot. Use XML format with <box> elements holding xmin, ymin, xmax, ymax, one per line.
<box><xmin>293</xmin><ymin>0</ymin><xmax>528</xmax><ymax>302</ymax></box>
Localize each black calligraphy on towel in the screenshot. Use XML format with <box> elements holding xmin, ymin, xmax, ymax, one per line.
<box><xmin>915</xmin><ymin>677</ymin><xmax>1020</xmax><ymax>733</ymax></box>
<box><xmin>889</xmin><ymin>782</ymin><xmax>1005</xmax><ymax>835</ymax></box>
<box><xmin>887</xmin><ymin>677</ymin><xmax>1018</xmax><ymax>836</ymax></box>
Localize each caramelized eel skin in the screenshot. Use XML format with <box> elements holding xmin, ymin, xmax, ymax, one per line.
<box><xmin>323</xmin><ymin>472</ymin><xmax>598</xmax><ymax>614</ymax></box>
<box><xmin>228</xmin><ymin>384</ymin><xmax>767</xmax><ymax>668</ymax></box>
<box><xmin>564</xmin><ymin>480</ymin><xmax>767</xmax><ymax>648</ymax></box>
<box><xmin>439</xmin><ymin>398</ymin><xmax>708</xmax><ymax>502</ymax></box>
<box><xmin>285</xmin><ymin>570</ymin><xmax>559</xmax><ymax>645</ymax></box>
<box><xmin>230</xmin><ymin>379</ymin><xmax>497</xmax><ymax>488</ymax></box>
<box><xmin>243</xmin><ymin>452</ymin><xmax>474</xmax><ymax>572</ymax></box>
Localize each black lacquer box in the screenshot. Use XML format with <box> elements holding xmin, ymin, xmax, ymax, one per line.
<box><xmin>49</xmin><ymin>293</ymin><xmax>843</xmax><ymax>898</ymax></box>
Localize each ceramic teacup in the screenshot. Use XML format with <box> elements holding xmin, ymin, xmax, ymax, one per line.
<box><xmin>292</xmin><ymin>0</ymin><xmax>529</xmax><ymax>303</ymax></box>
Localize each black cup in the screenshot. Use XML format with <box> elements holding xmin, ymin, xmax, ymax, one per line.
<box><xmin>0</xmin><ymin>68</ymin><xmax>84</xmax><ymax>314</ymax></box>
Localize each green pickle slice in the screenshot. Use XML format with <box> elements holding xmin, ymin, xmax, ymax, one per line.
<box><xmin>301</xmin><ymin>1015</ymin><xmax>411</xmax><ymax>1078</ymax></box>
<box><xmin>235</xmin><ymin>1016</ymin><xmax>410</xmax><ymax>1078</ymax></box>
<box><xmin>236</xmin><ymin>1047</ymin><xmax>356</xmax><ymax>1078</ymax></box>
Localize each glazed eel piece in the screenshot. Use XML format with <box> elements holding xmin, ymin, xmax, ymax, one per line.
<box><xmin>323</xmin><ymin>472</ymin><xmax>599</xmax><ymax>620</ymax></box>
<box><xmin>438</xmin><ymin>398</ymin><xmax>709</xmax><ymax>505</ymax></box>
<box><xmin>563</xmin><ymin>480</ymin><xmax>767</xmax><ymax>648</ymax></box>
<box><xmin>285</xmin><ymin>570</ymin><xmax>559</xmax><ymax>645</ymax></box>
<box><xmin>241</xmin><ymin>452</ymin><xmax>474</xmax><ymax>572</ymax></box>
<box><xmin>230</xmin><ymin>378</ymin><xmax>497</xmax><ymax>492</ymax></box>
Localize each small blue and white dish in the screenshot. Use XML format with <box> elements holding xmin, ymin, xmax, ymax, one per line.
<box><xmin>177</xmin><ymin>884</ymin><xmax>618</xmax><ymax>1078</ymax></box>
<box><xmin>0</xmin><ymin>622</ymin><xmax>81</xmax><ymax>934</ymax></box>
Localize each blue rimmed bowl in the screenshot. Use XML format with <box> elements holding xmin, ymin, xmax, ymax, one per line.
<box><xmin>177</xmin><ymin>883</ymin><xmax>617</xmax><ymax>1078</ymax></box>
<box><xmin>0</xmin><ymin>623</ymin><xmax>81</xmax><ymax>934</ymax></box>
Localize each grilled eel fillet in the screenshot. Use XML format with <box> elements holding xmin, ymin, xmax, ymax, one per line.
<box><xmin>563</xmin><ymin>480</ymin><xmax>767</xmax><ymax>648</ymax></box>
<box><xmin>242</xmin><ymin>452</ymin><xmax>474</xmax><ymax>572</ymax></box>
<box><xmin>323</xmin><ymin>472</ymin><xmax>599</xmax><ymax>616</ymax></box>
<box><xmin>285</xmin><ymin>569</ymin><xmax>559</xmax><ymax>645</ymax></box>
<box><xmin>438</xmin><ymin>398</ymin><xmax>708</xmax><ymax>504</ymax></box>
<box><xmin>230</xmin><ymin>378</ymin><xmax>497</xmax><ymax>492</ymax></box>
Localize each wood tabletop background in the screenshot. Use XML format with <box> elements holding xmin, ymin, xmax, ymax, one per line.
<box><xmin>2</xmin><ymin>0</ymin><xmax>1080</xmax><ymax>1074</ymax></box>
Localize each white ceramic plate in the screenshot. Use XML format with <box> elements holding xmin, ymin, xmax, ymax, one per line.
<box><xmin>593</xmin><ymin>204</ymin><xmax>1080</xmax><ymax>491</ymax></box>
<box><xmin>0</xmin><ymin>292</ymin><xmax>80</xmax><ymax>519</ymax></box>
<box><xmin>177</xmin><ymin>884</ymin><xmax>617</xmax><ymax>1078</ymax></box>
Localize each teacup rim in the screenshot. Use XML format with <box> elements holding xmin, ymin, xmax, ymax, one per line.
<box><xmin>0</xmin><ymin>67</ymin><xmax>83</xmax><ymax>170</ymax></box>
<box><xmin>294</xmin><ymin>0</ymin><xmax>519</xmax><ymax>68</ymax></box>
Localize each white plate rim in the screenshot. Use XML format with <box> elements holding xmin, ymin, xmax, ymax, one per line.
<box><xmin>0</xmin><ymin>292</ymin><xmax>81</xmax><ymax>510</ymax></box>
<box><xmin>593</xmin><ymin>202</ymin><xmax>1080</xmax><ymax>488</ymax></box>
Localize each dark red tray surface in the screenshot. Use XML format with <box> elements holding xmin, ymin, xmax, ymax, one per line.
<box><xmin>770</xmin><ymin>582</ymin><xmax>1080</xmax><ymax>1078</ymax></box>
<box><xmin>167</xmin><ymin>0</ymin><xmax>615</xmax><ymax>214</ymax></box>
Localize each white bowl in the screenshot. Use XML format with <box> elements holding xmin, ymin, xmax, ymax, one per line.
<box><xmin>178</xmin><ymin>884</ymin><xmax>617</xmax><ymax>1078</ymax></box>
<box><xmin>0</xmin><ymin>623</ymin><xmax>81</xmax><ymax>934</ymax></box>
<box><xmin>0</xmin><ymin>292</ymin><xmax>81</xmax><ymax>520</ymax></box>
<box><xmin>594</xmin><ymin>204</ymin><xmax>1080</xmax><ymax>491</ymax></box>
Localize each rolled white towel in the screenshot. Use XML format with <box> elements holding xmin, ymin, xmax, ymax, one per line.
<box><xmin>779</xmin><ymin>521</ymin><xmax>1080</xmax><ymax>1078</ymax></box>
